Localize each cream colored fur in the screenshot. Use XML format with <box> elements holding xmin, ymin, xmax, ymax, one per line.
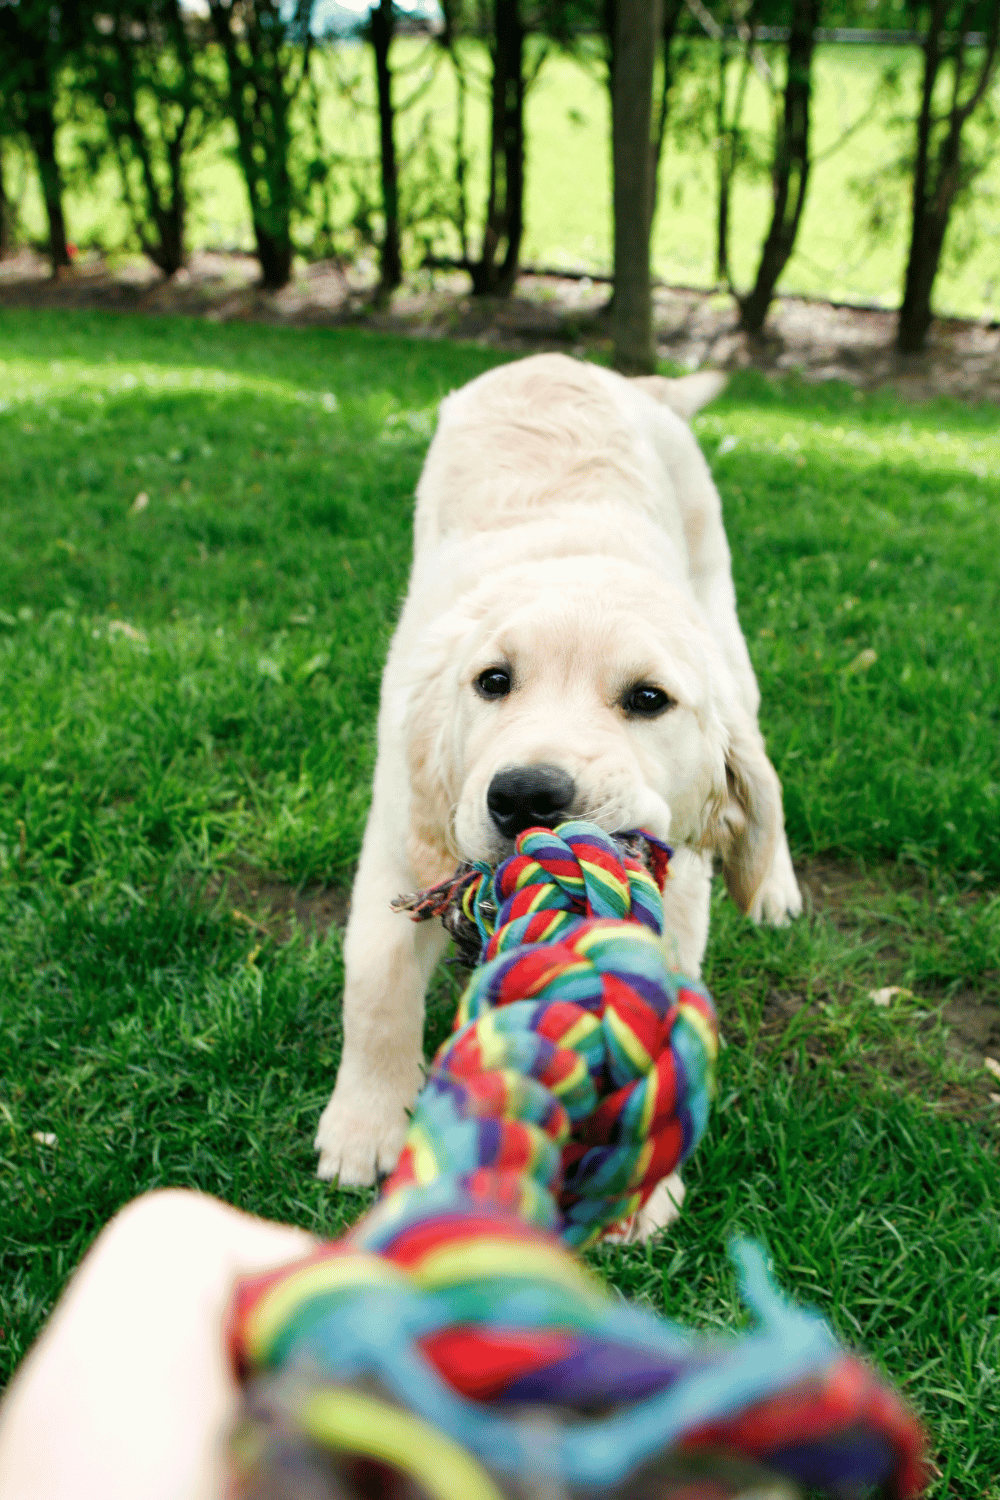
<box><xmin>316</xmin><ymin>353</ymin><xmax>801</xmax><ymax>1195</ymax></box>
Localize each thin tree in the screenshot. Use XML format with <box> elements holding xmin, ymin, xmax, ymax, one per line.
<box><xmin>715</xmin><ymin>38</ymin><xmax>750</xmax><ymax>283</ymax></box>
<box><xmin>599</xmin><ymin>0</ymin><xmax>685</xmax><ymax>325</ymax></box>
<box><xmin>0</xmin><ymin>139</ymin><xmax>13</xmax><ymax>259</ymax></box>
<box><xmin>207</xmin><ymin>0</ymin><xmax>316</xmax><ymax>291</ymax></box>
<box><xmin>80</xmin><ymin>0</ymin><xmax>212</xmax><ymax>277</ymax></box>
<box><xmin>428</xmin><ymin>0</ymin><xmax>570</xmax><ymax>295</ymax></box>
<box><xmin>369</xmin><ymin>0</ymin><xmax>402</xmax><ymax>299</ymax></box>
<box><xmin>652</xmin><ymin>0</ymin><xmax>690</xmax><ymax>199</ymax></box>
<box><xmin>0</xmin><ymin>0</ymin><xmax>73</xmax><ymax>274</ymax></box>
<box><xmin>437</xmin><ymin>0</ymin><xmax>471</xmax><ymax>264</ymax></box>
<box><xmin>736</xmin><ymin>0</ymin><xmax>821</xmax><ymax>334</ymax></box>
<box><xmin>469</xmin><ymin>0</ymin><xmax>526</xmax><ymax>295</ymax></box>
<box><xmin>898</xmin><ymin>0</ymin><xmax>1000</xmax><ymax>352</ymax></box>
<box><xmin>611</xmin><ymin>0</ymin><xmax>663</xmax><ymax>373</ymax></box>
<box><xmin>712</xmin><ymin>0</ymin><xmax>771</xmax><ymax>286</ymax></box>
<box><xmin>604</xmin><ymin>0</ymin><xmax>687</xmax><ymax>217</ymax></box>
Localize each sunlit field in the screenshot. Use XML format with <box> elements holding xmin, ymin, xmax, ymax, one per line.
<box><xmin>12</xmin><ymin>40</ymin><xmax>1000</xmax><ymax>318</ymax></box>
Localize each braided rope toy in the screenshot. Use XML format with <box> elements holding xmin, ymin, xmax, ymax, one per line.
<box><xmin>228</xmin><ymin>822</ymin><xmax>926</xmax><ymax>1500</ymax></box>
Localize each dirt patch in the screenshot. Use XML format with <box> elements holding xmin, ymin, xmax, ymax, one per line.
<box><xmin>194</xmin><ymin>848</ymin><xmax>999</xmax><ymax>1120</ymax></box>
<box><xmin>795</xmin><ymin>852</ymin><xmax>928</xmax><ymax>914</ymax></box>
<box><xmin>938</xmin><ymin>989</ymin><xmax>1000</xmax><ymax>1066</ymax></box>
<box><xmin>204</xmin><ymin>861</ymin><xmax>349</xmax><ymax>944</ymax></box>
<box><xmin>2</xmin><ymin>247</ymin><xmax>998</xmax><ymax>404</ymax></box>
<box><xmin>771</xmin><ymin>854</ymin><xmax>1000</xmax><ymax>1117</ymax></box>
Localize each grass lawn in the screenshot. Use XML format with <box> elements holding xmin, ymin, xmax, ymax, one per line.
<box><xmin>1</xmin><ymin>308</ymin><xmax>999</xmax><ymax>1494</ymax></box>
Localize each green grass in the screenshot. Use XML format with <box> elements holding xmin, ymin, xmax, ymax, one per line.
<box><xmin>697</xmin><ymin>381</ymin><xmax>1000</xmax><ymax>876</ymax></box>
<box><xmin>1</xmin><ymin>309</ymin><xmax>999</xmax><ymax>1494</ymax></box>
<box><xmin>12</xmin><ymin>40</ymin><xmax>1000</xmax><ymax>319</ymax></box>
<box><xmin>595</xmin><ymin>1036</ymin><xmax>1000</xmax><ymax>1497</ymax></box>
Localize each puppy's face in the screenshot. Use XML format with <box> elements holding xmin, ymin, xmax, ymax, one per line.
<box><xmin>406</xmin><ymin>558</ymin><xmax>781</xmax><ymax>913</ymax></box>
<box><xmin>452</xmin><ymin>587</ymin><xmax>717</xmax><ymax>859</ymax></box>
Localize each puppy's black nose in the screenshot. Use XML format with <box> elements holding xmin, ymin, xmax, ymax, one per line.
<box><xmin>487</xmin><ymin>764</ymin><xmax>576</xmax><ymax>840</ymax></box>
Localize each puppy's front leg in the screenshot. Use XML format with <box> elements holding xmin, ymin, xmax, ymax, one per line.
<box><xmin>749</xmin><ymin>830</ymin><xmax>803</xmax><ymax>926</ymax></box>
<box><xmin>315</xmin><ymin>817</ymin><xmax>447</xmax><ymax>1186</ymax></box>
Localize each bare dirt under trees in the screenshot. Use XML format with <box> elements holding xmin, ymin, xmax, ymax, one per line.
<box><xmin>2</xmin><ymin>247</ymin><xmax>999</xmax><ymax>404</ymax></box>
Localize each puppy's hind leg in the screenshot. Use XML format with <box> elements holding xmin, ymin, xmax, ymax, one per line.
<box><xmin>315</xmin><ymin>810</ymin><xmax>447</xmax><ymax>1186</ymax></box>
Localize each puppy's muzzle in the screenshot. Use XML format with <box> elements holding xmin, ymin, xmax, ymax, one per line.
<box><xmin>487</xmin><ymin>764</ymin><xmax>576</xmax><ymax>839</ymax></box>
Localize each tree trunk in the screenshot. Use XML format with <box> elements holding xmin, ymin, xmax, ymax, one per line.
<box><xmin>0</xmin><ymin>143</ymin><xmax>11</xmax><ymax>259</ymax></box>
<box><xmin>208</xmin><ymin>0</ymin><xmax>299</xmax><ymax>292</ymax></box>
<box><xmin>371</xmin><ymin>0</ymin><xmax>401</xmax><ymax>299</ymax></box>
<box><xmin>26</xmin><ymin>100</ymin><xmax>70</xmax><ymax>275</ymax></box>
<box><xmin>717</xmin><ymin>177</ymin><xmax>731</xmax><ymax>285</ymax></box>
<box><xmin>109</xmin><ymin>27</ymin><xmax>188</xmax><ymax>278</ymax></box>
<box><xmin>157</xmin><ymin>0</ymin><xmax>200</xmax><ymax>276</ymax></box>
<box><xmin>737</xmin><ymin>0</ymin><xmax>819</xmax><ymax>335</ymax></box>
<box><xmin>715</xmin><ymin>41</ymin><xmax>731</xmax><ymax>284</ymax></box>
<box><xmin>253</xmin><ymin>223</ymin><xmax>294</xmax><ymax>291</ymax></box>
<box><xmin>451</xmin><ymin>57</ymin><xmax>470</xmax><ymax>262</ymax></box>
<box><xmin>157</xmin><ymin>132</ymin><xmax>187</xmax><ymax>276</ymax></box>
<box><xmin>897</xmin><ymin>0</ymin><xmax>1000</xmax><ymax>353</ymax></box>
<box><xmin>650</xmin><ymin>0</ymin><xmax>685</xmax><ymax>218</ymax></box>
<box><xmin>246</xmin><ymin>88</ymin><xmax>294</xmax><ymax>293</ymax></box>
<box><xmin>438</xmin><ymin>0</ymin><xmax>470</xmax><ymax>261</ymax></box>
<box><xmin>716</xmin><ymin>38</ymin><xmax>753</xmax><ymax>287</ymax></box>
<box><xmin>611</xmin><ymin>0</ymin><xmax>663</xmax><ymax>374</ymax></box>
<box><xmin>897</xmin><ymin>215</ymin><xmax>951</xmax><ymax>351</ymax></box>
<box><xmin>469</xmin><ymin>0</ymin><xmax>524</xmax><ymax>297</ymax></box>
<box><xmin>603</xmin><ymin>0</ymin><xmax>618</xmax><ymax>149</ymax></box>
<box><xmin>600</xmin><ymin>0</ymin><xmax>618</xmax><ymax>316</ymax></box>
<box><xmin>118</xmin><ymin>120</ymin><xmax>185</xmax><ymax>276</ymax></box>
<box><xmin>370</xmin><ymin>0</ymin><xmax>401</xmax><ymax>301</ymax></box>
<box><xmin>604</xmin><ymin>0</ymin><xmax>682</xmax><ymax>308</ymax></box>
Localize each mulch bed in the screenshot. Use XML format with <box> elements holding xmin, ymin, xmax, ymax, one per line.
<box><xmin>3</xmin><ymin>247</ymin><xmax>998</xmax><ymax>404</ymax></box>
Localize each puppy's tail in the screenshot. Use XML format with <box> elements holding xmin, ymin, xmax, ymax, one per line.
<box><xmin>631</xmin><ymin>371</ymin><xmax>727</xmax><ymax>420</ymax></box>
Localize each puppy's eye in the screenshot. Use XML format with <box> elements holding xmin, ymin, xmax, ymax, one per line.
<box><xmin>476</xmin><ymin>667</ymin><xmax>511</xmax><ymax>699</ymax></box>
<box><xmin>623</xmin><ymin>684</ymin><xmax>674</xmax><ymax>717</ymax></box>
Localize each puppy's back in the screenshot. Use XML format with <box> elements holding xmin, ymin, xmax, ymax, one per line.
<box><xmin>414</xmin><ymin>354</ymin><xmax>676</xmax><ymax>554</ymax></box>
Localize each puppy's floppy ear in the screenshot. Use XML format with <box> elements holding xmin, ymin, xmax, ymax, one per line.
<box><xmin>706</xmin><ymin>706</ymin><xmax>782</xmax><ymax>918</ymax></box>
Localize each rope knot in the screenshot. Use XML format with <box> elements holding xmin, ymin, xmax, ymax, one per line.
<box><xmin>393</xmin><ymin>822</ymin><xmax>670</xmax><ymax>967</ymax></box>
<box><xmin>387</xmin><ymin>822</ymin><xmax>717</xmax><ymax>1245</ymax></box>
<box><xmin>228</xmin><ymin>818</ymin><xmax>927</xmax><ymax>1500</ymax></box>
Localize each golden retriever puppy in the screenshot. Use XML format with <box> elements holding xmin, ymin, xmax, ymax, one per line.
<box><xmin>315</xmin><ymin>353</ymin><xmax>801</xmax><ymax>1188</ymax></box>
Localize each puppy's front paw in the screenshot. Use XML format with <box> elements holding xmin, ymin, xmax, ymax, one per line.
<box><xmin>603</xmin><ymin>1172</ymin><xmax>687</xmax><ymax>1245</ymax></box>
<box><xmin>314</xmin><ymin>1085</ymin><xmax>411</xmax><ymax>1186</ymax></box>
<box><xmin>749</xmin><ymin>841</ymin><xmax>803</xmax><ymax>927</ymax></box>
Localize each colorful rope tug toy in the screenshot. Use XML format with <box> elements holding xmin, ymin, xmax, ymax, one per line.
<box><xmin>228</xmin><ymin>822</ymin><xmax>926</xmax><ymax>1500</ymax></box>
